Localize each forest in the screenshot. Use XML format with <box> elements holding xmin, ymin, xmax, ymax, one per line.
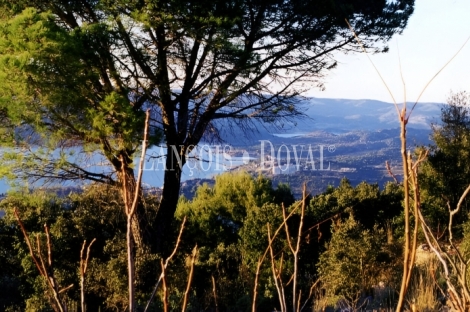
<box><xmin>2</xmin><ymin>1</ymin><xmax>470</xmax><ymax>311</ymax></box>
<box><xmin>1</xmin><ymin>92</ymin><xmax>470</xmax><ymax>311</ymax></box>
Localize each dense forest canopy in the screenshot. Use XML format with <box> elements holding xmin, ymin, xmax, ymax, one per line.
<box><xmin>0</xmin><ymin>173</ymin><xmax>406</xmax><ymax>311</ymax></box>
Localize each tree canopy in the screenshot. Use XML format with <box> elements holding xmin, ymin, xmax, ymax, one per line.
<box><xmin>0</xmin><ymin>0</ymin><xmax>415</xmax><ymax>251</ymax></box>
<box><xmin>419</xmin><ymin>91</ymin><xmax>470</xmax><ymax>230</ymax></box>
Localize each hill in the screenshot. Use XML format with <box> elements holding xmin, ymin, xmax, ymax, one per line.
<box><xmin>181</xmin><ymin>97</ymin><xmax>441</xmax><ymax>198</ymax></box>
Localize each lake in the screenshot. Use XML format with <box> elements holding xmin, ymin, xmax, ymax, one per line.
<box><xmin>0</xmin><ymin>145</ymin><xmax>250</xmax><ymax>194</ymax></box>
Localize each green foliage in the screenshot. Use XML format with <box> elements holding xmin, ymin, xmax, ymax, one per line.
<box><xmin>0</xmin><ymin>172</ymin><xmax>408</xmax><ymax>311</ymax></box>
<box><xmin>0</xmin><ymin>185</ymin><xmax>161</xmax><ymax>311</ymax></box>
<box><xmin>419</xmin><ymin>91</ymin><xmax>470</xmax><ymax>232</ymax></box>
<box><xmin>174</xmin><ymin>173</ymin><xmax>405</xmax><ymax>311</ymax></box>
<box><xmin>0</xmin><ymin>6</ymin><xmax>159</xmax><ymax>186</ymax></box>
<box><xmin>176</xmin><ymin>172</ymin><xmax>288</xmax><ymax>245</ymax></box>
<box><xmin>308</xmin><ymin>179</ymin><xmax>403</xmax><ymax>236</ymax></box>
<box><xmin>0</xmin><ymin>214</ymin><xmax>23</xmax><ymax>310</ymax></box>
<box><xmin>0</xmin><ymin>190</ymin><xmax>77</xmax><ymax>311</ymax></box>
<box><xmin>175</xmin><ymin>172</ymin><xmax>292</xmax><ymax>311</ymax></box>
<box><xmin>317</xmin><ymin>215</ymin><xmax>400</xmax><ymax>309</ymax></box>
<box><xmin>0</xmin><ymin>173</ymin><xmax>290</xmax><ymax>311</ymax></box>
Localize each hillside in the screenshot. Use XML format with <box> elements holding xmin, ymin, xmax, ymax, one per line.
<box><xmin>179</xmin><ymin>98</ymin><xmax>440</xmax><ymax>198</ymax></box>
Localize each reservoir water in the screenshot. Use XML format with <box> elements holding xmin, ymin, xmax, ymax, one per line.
<box><xmin>0</xmin><ymin>145</ymin><xmax>250</xmax><ymax>194</ymax></box>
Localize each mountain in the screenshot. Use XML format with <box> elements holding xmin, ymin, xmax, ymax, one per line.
<box><xmin>214</xmin><ymin>97</ymin><xmax>441</xmax><ymax>146</ymax></box>
<box><xmin>192</xmin><ymin>97</ymin><xmax>442</xmax><ymax>198</ymax></box>
<box><xmin>300</xmin><ymin>97</ymin><xmax>440</xmax><ymax>131</ymax></box>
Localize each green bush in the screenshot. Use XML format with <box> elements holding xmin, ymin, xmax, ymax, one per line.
<box><xmin>317</xmin><ymin>215</ymin><xmax>401</xmax><ymax>310</ymax></box>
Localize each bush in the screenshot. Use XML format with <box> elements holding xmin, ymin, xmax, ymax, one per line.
<box><xmin>317</xmin><ymin>215</ymin><xmax>400</xmax><ymax>310</ymax></box>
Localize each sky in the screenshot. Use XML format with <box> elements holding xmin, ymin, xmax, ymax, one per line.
<box><xmin>307</xmin><ymin>0</ymin><xmax>470</xmax><ymax>104</ymax></box>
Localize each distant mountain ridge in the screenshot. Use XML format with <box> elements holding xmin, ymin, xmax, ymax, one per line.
<box><xmin>302</xmin><ymin>97</ymin><xmax>441</xmax><ymax>131</ymax></box>
<box><xmin>197</xmin><ymin>97</ymin><xmax>442</xmax><ymax>198</ymax></box>
<box><xmin>215</xmin><ymin>97</ymin><xmax>442</xmax><ymax>145</ymax></box>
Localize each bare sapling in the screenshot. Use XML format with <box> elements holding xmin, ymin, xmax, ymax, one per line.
<box><xmin>14</xmin><ymin>209</ymin><xmax>72</xmax><ymax>312</ymax></box>
<box><xmin>160</xmin><ymin>260</ymin><xmax>169</xmax><ymax>312</ymax></box>
<box><xmin>256</xmin><ymin>183</ymin><xmax>322</xmax><ymax>312</ymax></box>
<box><xmin>251</xmin><ymin>193</ymin><xmax>303</xmax><ymax>312</ymax></box>
<box><xmin>398</xmin><ymin>151</ymin><xmax>470</xmax><ymax>312</ymax></box>
<box><xmin>266</xmin><ymin>183</ymin><xmax>335</xmax><ymax>312</ymax></box>
<box><xmin>417</xmin><ymin>184</ymin><xmax>470</xmax><ymax>311</ymax></box>
<box><xmin>80</xmin><ymin>238</ymin><xmax>96</xmax><ymax>312</ymax></box>
<box><xmin>120</xmin><ymin>109</ymin><xmax>150</xmax><ymax>311</ymax></box>
<box><xmin>182</xmin><ymin>245</ymin><xmax>198</xmax><ymax>312</ymax></box>
<box><xmin>144</xmin><ymin>216</ymin><xmax>186</xmax><ymax>312</ymax></box>
<box><xmin>212</xmin><ymin>275</ymin><xmax>219</xmax><ymax>312</ymax></box>
<box><xmin>150</xmin><ymin>241</ymin><xmax>197</xmax><ymax>312</ymax></box>
<box><xmin>346</xmin><ymin>18</ymin><xmax>469</xmax><ymax>311</ymax></box>
<box><xmin>267</xmin><ymin>225</ymin><xmax>287</xmax><ymax>312</ymax></box>
<box><xmin>280</xmin><ymin>183</ymin><xmax>307</xmax><ymax>312</ymax></box>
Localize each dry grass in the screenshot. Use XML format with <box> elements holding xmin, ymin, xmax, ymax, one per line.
<box><xmin>312</xmin><ymin>288</ymin><xmax>329</xmax><ymax>312</ymax></box>
<box><xmin>406</xmin><ymin>258</ymin><xmax>441</xmax><ymax>312</ymax></box>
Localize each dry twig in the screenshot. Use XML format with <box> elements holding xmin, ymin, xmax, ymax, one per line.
<box><xmin>144</xmin><ymin>216</ymin><xmax>187</xmax><ymax>312</ymax></box>
<box><xmin>80</xmin><ymin>238</ymin><xmax>96</xmax><ymax>312</ymax></box>
<box><xmin>14</xmin><ymin>209</ymin><xmax>68</xmax><ymax>312</ymax></box>
<box><xmin>182</xmin><ymin>245</ymin><xmax>198</xmax><ymax>312</ymax></box>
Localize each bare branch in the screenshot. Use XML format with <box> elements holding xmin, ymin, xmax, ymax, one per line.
<box><xmin>345</xmin><ymin>19</ymin><xmax>399</xmax><ymax>117</ymax></box>
<box><xmin>252</xmin><ymin>199</ymin><xmax>302</xmax><ymax>312</ymax></box>
<box><xmin>160</xmin><ymin>260</ymin><xmax>169</xmax><ymax>312</ymax></box>
<box><xmin>212</xmin><ymin>275</ymin><xmax>219</xmax><ymax>312</ymax></box>
<box><xmin>410</xmin><ymin>35</ymin><xmax>470</xmax><ymax>116</ymax></box>
<box><xmin>182</xmin><ymin>245</ymin><xmax>198</xmax><ymax>312</ymax></box>
<box><xmin>144</xmin><ymin>217</ymin><xmax>187</xmax><ymax>312</ymax></box>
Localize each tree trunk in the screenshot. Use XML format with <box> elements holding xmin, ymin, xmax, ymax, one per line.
<box><xmin>154</xmin><ymin>144</ymin><xmax>185</xmax><ymax>255</ymax></box>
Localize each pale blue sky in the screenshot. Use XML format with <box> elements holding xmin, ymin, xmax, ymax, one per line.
<box><xmin>308</xmin><ymin>0</ymin><xmax>470</xmax><ymax>104</ymax></box>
